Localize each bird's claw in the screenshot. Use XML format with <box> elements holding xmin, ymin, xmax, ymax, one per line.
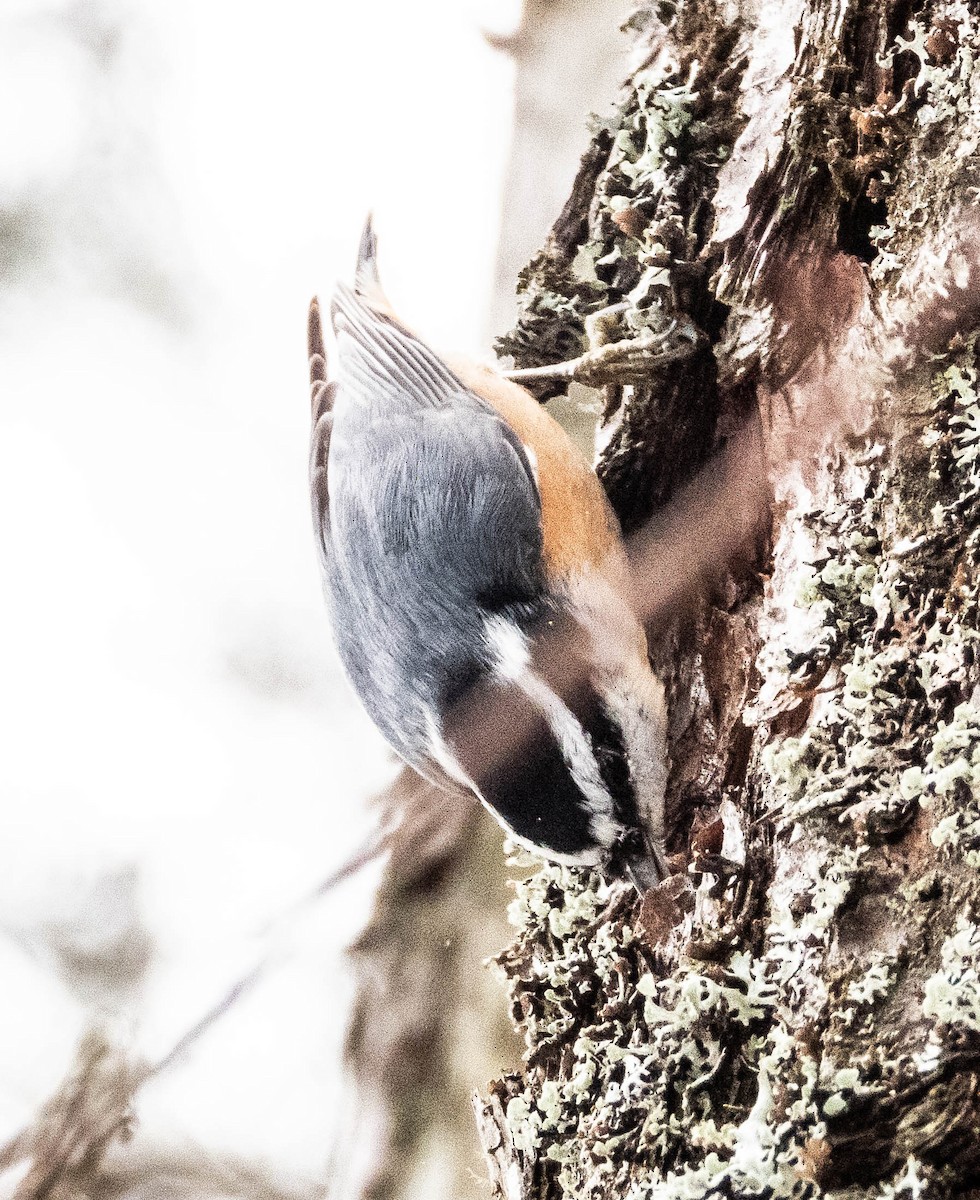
<box><xmin>503</xmin><ymin>304</ymin><xmax>706</xmax><ymax>388</ymax></box>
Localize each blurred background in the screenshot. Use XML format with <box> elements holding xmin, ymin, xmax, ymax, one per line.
<box><xmin>0</xmin><ymin>0</ymin><xmax>630</xmax><ymax>1193</ymax></box>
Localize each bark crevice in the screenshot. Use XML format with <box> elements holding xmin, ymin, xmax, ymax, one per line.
<box><xmin>477</xmin><ymin>0</ymin><xmax>980</xmax><ymax>1194</ymax></box>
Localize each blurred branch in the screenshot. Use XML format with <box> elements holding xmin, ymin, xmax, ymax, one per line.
<box><xmin>0</xmin><ymin>1024</ymin><xmax>324</xmax><ymax>1200</ymax></box>
<box><xmin>0</xmin><ymin>1027</ymin><xmax>137</xmax><ymax>1200</ymax></box>
<box><xmin>328</xmin><ymin>771</ymin><xmax>516</xmax><ymax>1200</ymax></box>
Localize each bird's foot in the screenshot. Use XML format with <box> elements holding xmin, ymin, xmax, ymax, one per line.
<box><xmin>503</xmin><ymin>302</ymin><xmax>706</xmax><ymax>388</ymax></box>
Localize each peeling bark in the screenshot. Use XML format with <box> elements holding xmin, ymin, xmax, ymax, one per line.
<box><xmin>478</xmin><ymin>0</ymin><xmax>980</xmax><ymax>1196</ymax></box>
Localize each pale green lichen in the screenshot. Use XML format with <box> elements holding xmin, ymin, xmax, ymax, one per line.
<box><xmin>505</xmin><ymin>1094</ymin><xmax>538</xmax><ymax>1154</ymax></box>
<box><xmin>845</xmin><ymin>956</ymin><xmax>895</xmax><ymax>1007</ymax></box>
<box><xmin>637</xmin><ymin>952</ymin><xmax>776</xmax><ymax>1031</ymax></box>
<box><xmin>762</xmin><ymin>597</ymin><xmax>920</xmax><ymax>829</ymax></box>
<box><xmin>921</xmin><ymin>914</ymin><xmax>980</xmax><ymax>1031</ymax></box>
<box><xmin>876</xmin><ymin>1157</ymin><xmax>933</xmax><ymax>1199</ymax></box>
<box><xmin>618</xmin><ymin>67</ymin><xmax>698</xmax><ymax>178</ymax></box>
<box><xmin>758</xmin><ymin>400</ymin><xmax>980</xmax><ymax>840</ymax></box>
<box><xmin>498</xmin><ymin>861</ymin><xmax>792</xmax><ymax>1197</ymax></box>
<box><xmin>507</xmin><ymin>859</ymin><xmax>609</xmax><ymax>932</ymax></box>
<box><xmin>547</xmin><ymin>885</ymin><xmax>607</xmax><ymax>939</ymax></box>
<box><xmin>504</xmin><ymin>45</ymin><xmax>711</xmax><ymax>366</ymax></box>
<box><xmin>497</xmin><ymin>838</ymin><xmax>891</xmax><ymax>1198</ymax></box>
<box><xmin>889</xmin><ymin>5</ymin><xmax>980</xmax><ymax>135</ymax></box>
<box><xmin>834</xmin><ymin>981</ymin><xmax>899</xmax><ymax>1036</ymax></box>
<box><xmin>925</xmin><ymin>353</ymin><xmax>980</xmax><ymax>491</ymax></box>
<box><xmin>488</xmin><ymin>5</ymin><xmax>980</xmax><ymax>1193</ymax></box>
<box><xmin>870</xmin><ymin>2</ymin><xmax>980</xmax><ymax>283</ymax></box>
<box><xmin>820</xmin><ymin>1065</ymin><xmax>883</xmax><ymax>1121</ymax></box>
<box><xmin>923</xmin><ymin>702</ymin><xmax>980</xmax><ymax>865</ymax></box>
<box><xmin>604</xmin><ymin>65</ymin><xmax>704</xmax><ymax>323</ymax></box>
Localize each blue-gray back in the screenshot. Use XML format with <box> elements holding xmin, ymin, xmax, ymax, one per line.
<box><xmin>312</xmin><ymin>300</ymin><xmax>545</xmax><ymax>767</ymax></box>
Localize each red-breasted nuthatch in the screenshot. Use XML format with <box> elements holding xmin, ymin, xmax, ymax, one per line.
<box><xmin>308</xmin><ymin>220</ymin><xmax>668</xmax><ymax>890</ymax></box>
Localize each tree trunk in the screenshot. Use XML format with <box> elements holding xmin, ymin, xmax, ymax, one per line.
<box><xmin>476</xmin><ymin>0</ymin><xmax>980</xmax><ymax>1196</ymax></box>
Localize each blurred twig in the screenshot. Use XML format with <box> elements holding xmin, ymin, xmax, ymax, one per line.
<box><xmin>0</xmin><ymin>1023</ymin><xmax>327</xmax><ymax>1200</ymax></box>
<box><xmin>0</xmin><ymin>1027</ymin><xmax>137</xmax><ymax>1200</ymax></box>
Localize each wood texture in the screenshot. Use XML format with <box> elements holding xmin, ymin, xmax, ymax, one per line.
<box><xmin>479</xmin><ymin>0</ymin><xmax>980</xmax><ymax>1195</ymax></box>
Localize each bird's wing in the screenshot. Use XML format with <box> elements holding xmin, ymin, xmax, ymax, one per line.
<box><xmin>322</xmin><ymin>401</ymin><xmax>546</xmax><ymax>772</ymax></box>
<box><xmin>328</xmin><ymin>276</ymin><xmax>540</xmax><ymax>503</ymax></box>
<box><xmin>329</xmin><ymin>401</ymin><xmax>544</xmax><ymax>614</ymax></box>
<box><xmin>308</xmin><ymin>297</ymin><xmax>337</xmax><ymax>555</ymax></box>
<box><xmin>330</xmin><ymin>282</ymin><xmax>465</xmax><ymax>409</ymax></box>
<box><xmin>446</xmin><ymin>356</ymin><xmax>624</xmax><ymax>583</ymax></box>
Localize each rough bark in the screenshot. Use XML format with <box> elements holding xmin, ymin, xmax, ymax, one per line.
<box><xmin>477</xmin><ymin>0</ymin><xmax>980</xmax><ymax>1196</ymax></box>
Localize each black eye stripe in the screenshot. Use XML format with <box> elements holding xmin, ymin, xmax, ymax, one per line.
<box><xmin>522</xmin><ymin>609</ymin><xmax>642</xmax><ymax>841</ymax></box>
<box><xmin>441</xmin><ymin>673</ymin><xmax>604</xmax><ymax>859</ymax></box>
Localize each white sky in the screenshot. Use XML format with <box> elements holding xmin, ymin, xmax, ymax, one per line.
<box><xmin>0</xmin><ymin>0</ymin><xmax>519</xmax><ymax>1175</ymax></box>
<box><xmin>0</xmin><ymin>0</ymin><xmax>630</xmax><ymax>1184</ymax></box>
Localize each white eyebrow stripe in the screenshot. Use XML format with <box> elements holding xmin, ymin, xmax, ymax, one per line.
<box><xmin>484</xmin><ymin>616</ymin><xmax>531</xmax><ymax>681</ymax></box>
<box><xmin>482</xmin><ymin>616</ymin><xmax>620</xmax><ymax>849</ymax></box>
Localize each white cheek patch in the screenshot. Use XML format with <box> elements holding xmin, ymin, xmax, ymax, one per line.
<box><xmin>564</xmin><ymin>570</ymin><xmax>669</xmax><ymax>847</ymax></box>
<box><xmin>603</xmin><ymin>666</ymin><xmax>668</xmax><ymax>848</ymax></box>
<box><xmin>493</xmin><ymin>816</ymin><xmax>605</xmax><ymax>868</ymax></box>
<box><xmin>483</xmin><ymin>616</ymin><xmax>620</xmax><ymax>850</ymax></box>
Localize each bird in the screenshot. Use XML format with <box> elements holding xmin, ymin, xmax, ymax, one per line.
<box><xmin>307</xmin><ymin>218</ymin><xmax>669</xmax><ymax>891</ymax></box>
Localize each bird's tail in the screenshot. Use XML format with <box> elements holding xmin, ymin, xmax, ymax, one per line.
<box><xmin>352</xmin><ymin>213</ymin><xmax>398</xmax><ymax>321</ymax></box>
